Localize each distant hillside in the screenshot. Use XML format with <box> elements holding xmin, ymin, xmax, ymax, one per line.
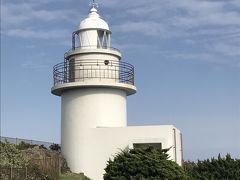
<box><xmin>0</xmin><ymin>141</ymin><xmax>89</xmax><ymax>180</ymax></box>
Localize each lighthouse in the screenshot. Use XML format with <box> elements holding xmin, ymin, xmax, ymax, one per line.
<box><xmin>52</xmin><ymin>3</ymin><xmax>183</xmax><ymax>180</ymax></box>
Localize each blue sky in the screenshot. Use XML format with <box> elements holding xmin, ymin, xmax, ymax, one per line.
<box><xmin>1</xmin><ymin>0</ymin><xmax>240</xmax><ymax>161</ymax></box>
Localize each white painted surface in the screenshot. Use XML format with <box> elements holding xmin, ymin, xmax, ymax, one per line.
<box><xmin>67</xmin><ymin>48</ymin><xmax>121</xmax><ymax>59</ymax></box>
<box><xmin>175</xmin><ymin>129</ymin><xmax>183</xmax><ymax>165</ymax></box>
<box><xmin>70</xmin><ymin>52</ymin><xmax>121</xmax><ymax>61</ymax></box>
<box><xmin>79</xmin><ymin>30</ymin><xmax>99</xmax><ymax>48</ymax></box>
<box><xmin>52</xmin><ymin>81</ymin><xmax>136</xmax><ymax>96</ymax></box>
<box><xmin>61</xmin><ymin>88</ymin><xmax>127</xmax><ymax>128</ymax></box>
<box><xmin>79</xmin><ymin>7</ymin><xmax>109</xmax><ymax>31</ymax></box>
<box><xmin>61</xmin><ymin>88</ymin><xmax>127</xmax><ymax>174</ymax></box>
<box><xmin>62</xmin><ymin>125</ymin><xmax>182</xmax><ymax>180</ymax></box>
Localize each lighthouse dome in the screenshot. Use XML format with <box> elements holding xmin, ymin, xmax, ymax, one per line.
<box><xmin>79</xmin><ymin>7</ymin><xmax>109</xmax><ymax>31</ymax></box>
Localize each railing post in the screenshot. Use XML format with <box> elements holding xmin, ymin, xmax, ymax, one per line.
<box><xmin>99</xmin><ymin>63</ymin><xmax>101</xmax><ymax>81</ymax></box>
<box><xmin>10</xmin><ymin>167</ymin><xmax>13</xmax><ymax>180</ymax></box>
<box><xmin>91</xmin><ymin>64</ymin><xmax>93</xmax><ymax>79</ymax></box>
<box><xmin>132</xmin><ymin>67</ymin><xmax>134</xmax><ymax>85</ymax></box>
<box><xmin>72</xmin><ymin>32</ymin><xmax>75</xmax><ymax>51</ymax></box>
<box><xmin>25</xmin><ymin>167</ymin><xmax>28</xmax><ymax>180</ymax></box>
<box><xmin>115</xmin><ymin>65</ymin><xmax>117</xmax><ymax>82</ymax></box>
<box><xmin>58</xmin><ymin>155</ymin><xmax>61</xmax><ymax>175</ymax></box>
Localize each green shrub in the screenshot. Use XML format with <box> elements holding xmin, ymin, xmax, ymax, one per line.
<box><xmin>16</xmin><ymin>141</ymin><xmax>37</xmax><ymax>150</ymax></box>
<box><xmin>0</xmin><ymin>142</ymin><xmax>28</xmax><ymax>167</ymax></box>
<box><xmin>184</xmin><ymin>154</ymin><xmax>240</xmax><ymax>180</ymax></box>
<box><xmin>27</xmin><ymin>164</ymin><xmax>53</xmax><ymax>180</ymax></box>
<box><xmin>49</xmin><ymin>143</ymin><xmax>61</xmax><ymax>151</ymax></box>
<box><xmin>0</xmin><ymin>142</ymin><xmax>58</xmax><ymax>180</ymax></box>
<box><xmin>59</xmin><ymin>172</ymin><xmax>90</xmax><ymax>180</ymax></box>
<box><xmin>104</xmin><ymin>146</ymin><xmax>189</xmax><ymax>180</ymax></box>
<box><xmin>39</xmin><ymin>144</ymin><xmax>48</xmax><ymax>149</ymax></box>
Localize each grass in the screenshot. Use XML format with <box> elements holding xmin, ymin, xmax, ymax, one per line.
<box><xmin>59</xmin><ymin>173</ymin><xmax>90</xmax><ymax>180</ymax></box>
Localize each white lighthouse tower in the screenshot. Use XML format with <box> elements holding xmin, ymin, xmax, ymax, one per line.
<box><xmin>52</xmin><ymin>3</ymin><xmax>183</xmax><ymax>180</ymax></box>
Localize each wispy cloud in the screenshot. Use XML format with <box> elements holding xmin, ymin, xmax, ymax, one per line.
<box><xmin>1</xmin><ymin>0</ymin><xmax>80</xmax><ymax>40</ymax></box>
<box><xmin>102</xmin><ymin>0</ymin><xmax>240</xmax><ymax>67</ymax></box>
<box><xmin>4</xmin><ymin>29</ymin><xmax>70</xmax><ymax>39</ymax></box>
<box><xmin>210</xmin><ymin>42</ymin><xmax>240</xmax><ymax>57</ymax></box>
<box><xmin>2</xmin><ymin>3</ymin><xmax>78</xmax><ymax>26</ymax></box>
<box><xmin>112</xmin><ymin>21</ymin><xmax>167</xmax><ymax>37</ymax></box>
<box><xmin>21</xmin><ymin>52</ymin><xmax>54</xmax><ymax>70</ymax></box>
<box><xmin>108</xmin><ymin>0</ymin><xmax>240</xmax><ymax>37</ymax></box>
<box><xmin>21</xmin><ymin>60</ymin><xmax>49</xmax><ymax>70</ymax></box>
<box><xmin>2</xmin><ymin>0</ymin><xmax>240</xmax><ymax>67</ymax></box>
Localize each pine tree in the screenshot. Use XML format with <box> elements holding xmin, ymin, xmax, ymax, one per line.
<box><xmin>104</xmin><ymin>146</ymin><xmax>189</xmax><ymax>180</ymax></box>
<box><xmin>183</xmin><ymin>154</ymin><xmax>240</xmax><ymax>180</ymax></box>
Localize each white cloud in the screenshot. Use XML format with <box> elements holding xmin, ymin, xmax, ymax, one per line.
<box><xmin>2</xmin><ymin>3</ymin><xmax>79</xmax><ymax>27</ymax></box>
<box><xmin>211</xmin><ymin>42</ymin><xmax>240</xmax><ymax>57</ymax></box>
<box><xmin>112</xmin><ymin>21</ymin><xmax>166</xmax><ymax>36</ymax></box>
<box><xmin>21</xmin><ymin>60</ymin><xmax>49</xmax><ymax>69</ymax></box>
<box><xmin>1</xmin><ymin>0</ymin><xmax>81</xmax><ymax>40</ymax></box>
<box><xmin>2</xmin><ymin>0</ymin><xmax>240</xmax><ymax>67</ymax></box>
<box><xmin>168</xmin><ymin>52</ymin><xmax>215</xmax><ymax>62</ymax></box>
<box><xmin>4</xmin><ymin>28</ymin><xmax>69</xmax><ymax>39</ymax></box>
<box><xmin>107</xmin><ymin>0</ymin><xmax>240</xmax><ymax>37</ymax></box>
<box><xmin>103</xmin><ymin>0</ymin><xmax>240</xmax><ymax>67</ymax></box>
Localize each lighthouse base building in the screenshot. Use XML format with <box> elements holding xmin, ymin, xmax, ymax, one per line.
<box><xmin>52</xmin><ymin>4</ymin><xmax>183</xmax><ymax>180</ymax></box>
<box><xmin>62</xmin><ymin>125</ymin><xmax>182</xmax><ymax>180</ymax></box>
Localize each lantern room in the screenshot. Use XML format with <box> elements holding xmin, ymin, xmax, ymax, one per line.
<box><xmin>72</xmin><ymin>7</ymin><xmax>111</xmax><ymax>50</ymax></box>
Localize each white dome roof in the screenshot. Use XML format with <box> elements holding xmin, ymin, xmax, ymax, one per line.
<box><xmin>79</xmin><ymin>7</ymin><xmax>109</xmax><ymax>31</ymax></box>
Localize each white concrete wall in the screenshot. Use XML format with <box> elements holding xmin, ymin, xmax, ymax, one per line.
<box><xmin>79</xmin><ymin>30</ymin><xmax>110</xmax><ymax>48</ymax></box>
<box><xmin>70</xmin><ymin>52</ymin><xmax>120</xmax><ymax>61</ymax></box>
<box><xmin>64</xmin><ymin>125</ymin><xmax>182</xmax><ymax>180</ymax></box>
<box><xmin>175</xmin><ymin>129</ymin><xmax>183</xmax><ymax>165</ymax></box>
<box><xmin>68</xmin><ymin>50</ymin><xmax>121</xmax><ymax>84</ymax></box>
<box><xmin>61</xmin><ymin>88</ymin><xmax>127</xmax><ymax>173</ymax></box>
<box><xmin>79</xmin><ymin>30</ymin><xmax>98</xmax><ymax>48</ymax></box>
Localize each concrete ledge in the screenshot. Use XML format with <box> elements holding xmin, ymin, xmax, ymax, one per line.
<box><xmin>51</xmin><ymin>81</ymin><xmax>137</xmax><ymax>96</ymax></box>
<box><xmin>65</xmin><ymin>48</ymin><xmax>122</xmax><ymax>59</ymax></box>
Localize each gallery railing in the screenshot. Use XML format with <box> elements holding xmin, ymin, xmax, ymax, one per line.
<box><xmin>53</xmin><ymin>60</ymin><xmax>134</xmax><ymax>86</ymax></box>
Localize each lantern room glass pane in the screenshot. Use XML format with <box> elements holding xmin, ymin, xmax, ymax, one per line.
<box><xmin>97</xmin><ymin>30</ymin><xmax>104</xmax><ymax>48</ymax></box>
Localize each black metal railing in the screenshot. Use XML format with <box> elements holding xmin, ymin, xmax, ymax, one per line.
<box><xmin>53</xmin><ymin>60</ymin><xmax>134</xmax><ymax>86</ymax></box>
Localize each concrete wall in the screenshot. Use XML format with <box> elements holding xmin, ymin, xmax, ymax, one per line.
<box><xmin>61</xmin><ymin>88</ymin><xmax>127</xmax><ymax>173</ymax></box>
<box><xmin>175</xmin><ymin>128</ymin><xmax>183</xmax><ymax>165</ymax></box>
<box><xmin>64</xmin><ymin>125</ymin><xmax>182</xmax><ymax>180</ymax></box>
<box><xmin>67</xmin><ymin>48</ymin><xmax>121</xmax><ymax>84</ymax></box>
<box><xmin>70</xmin><ymin>52</ymin><xmax>120</xmax><ymax>61</ymax></box>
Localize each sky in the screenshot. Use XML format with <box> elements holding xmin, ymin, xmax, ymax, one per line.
<box><xmin>1</xmin><ymin>0</ymin><xmax>240</xmax><ymax>161</ymax></box>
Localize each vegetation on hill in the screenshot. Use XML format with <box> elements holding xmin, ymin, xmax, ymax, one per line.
<box><xmin>49</xmin><ymin>143</ymin><xmax>61</xmax><ymax>152</ymax></box>
<box><xmin>104</xmin><ymin>145</ymin><xmax>240</xmax><ymax>180</ymax></box>
<box><xmin>183</xmin><ymin>154</ymin><xmax>240</xmax><ymax>180</ymax></box>
<box><xmin>0</xmin><ymin>141</ymin><xmax>28</xmax><ymax>167</ymax></box>
<box><xmin>104</xmin><ymin>146</ymin><xmax>189</xmax><ymax>180</ymax></box>
<box><xmin>16</xmin><ymin>141</ymin><xmax>39</xmax><ymax>150</ymax></box>
<box><xmin>2</xmin><ymin>140</ymin><xmax>240</xmax><ymax>180</ymax></box>
<box><xmin>59</xmin><ymin>173</ymin><xmax>90</xmax><ymax>180</ymax></box>
<box><xmin>0</xmin><ymin>141</ymin><xmax>50</xmax><ymax>179</ymax></box>
<box><xmin>0</xmin><ymin>141</ymin><xmax>90</xmax><ymax>180</ymax></box>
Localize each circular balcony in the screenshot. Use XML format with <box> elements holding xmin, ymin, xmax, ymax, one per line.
<box><xmin>52</xmin><ymin>60</ymin><xmax>136</xmax><ymax>96</ymax></box>
<box><xmin>65</xmin><ymin>46</ymin><xmax>121</xmax><ymax>59</ymax></box>
<box><xmin>68</xmin><ymin>45</ymin><xmax>120</xmax><ymax>54</ymax></box>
